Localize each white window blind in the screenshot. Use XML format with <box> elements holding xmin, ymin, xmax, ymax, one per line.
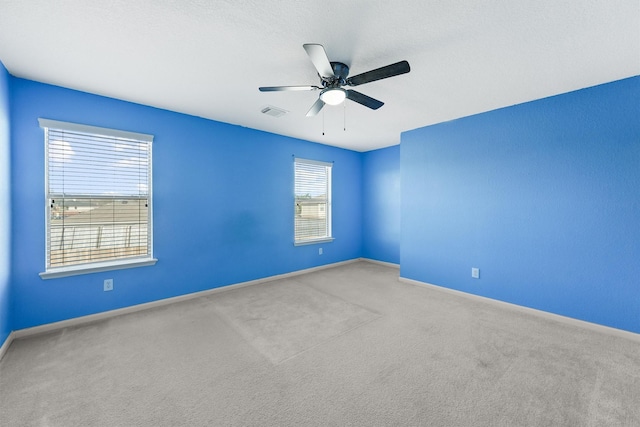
<box><xmin>39</xmin><ymin>119</ymin><xmax>154</xmax><ymax>276</ymax></box>
<box><xmin>294</xmin><ymin>158</ymin><xmax>332</xmax><ymax>244</ymax></box>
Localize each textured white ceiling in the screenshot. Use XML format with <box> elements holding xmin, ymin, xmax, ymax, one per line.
<box><xmin>0</xmin><ymin>0</ymin><xmax>638</xmax><ymax>151</ymax></box>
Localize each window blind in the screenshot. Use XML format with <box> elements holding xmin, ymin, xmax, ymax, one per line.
<box><xmin>294</xmin><ymin>158</ymin><xmax>332</xmax><ymax>243</ymax></box>
<box><xmin>40</xmin><ymin>119</ymin><xmax>153</xmax><ymax>271</ymax></box>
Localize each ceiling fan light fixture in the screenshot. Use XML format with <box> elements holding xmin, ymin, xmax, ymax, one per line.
<box><xmin>320</xmin><ymin>88</ymin><xmax>346</xmax><ymax>105</ymax></box>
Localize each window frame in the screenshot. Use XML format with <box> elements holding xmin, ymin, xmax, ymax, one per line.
<box><xmin>38</xmin><ymin>118</ymin><xmax>157</xmax><ymax>279</ymax></box>
<box><xmin>293</xmin><ymin>157</ymin><xmax>334</xmax><ymax>246</ymax></box>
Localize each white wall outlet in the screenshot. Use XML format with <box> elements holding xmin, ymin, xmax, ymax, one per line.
<box><xmin>319</xmin><ymin>247</ymin><xmax>323</xmax><ymax>255</ymax></box>
<box><xmin>104</xmin><ymin>279</ymin><xmax>113</xmax><ymax>291</ymax></box>
<box><xmin>471</xmin><ymin>268</ymin><xmax>480</xmax><ymax>279</ymax></box>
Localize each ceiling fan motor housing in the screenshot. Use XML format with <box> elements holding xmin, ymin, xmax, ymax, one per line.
<box><xmin>325</xmin><ymin>62</ymin><xmax>349</xmax><ymax>86</ymax></box>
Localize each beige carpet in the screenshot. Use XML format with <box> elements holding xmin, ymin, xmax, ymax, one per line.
<box><xmin>1</xmin><ymin>261</ymin><xmax>639</xmax><ymax>426</ymax></box>
<box><xmin>210</xmin><ymin>278</ymin><xmax>380</xmax><ymax>364</ymax></box>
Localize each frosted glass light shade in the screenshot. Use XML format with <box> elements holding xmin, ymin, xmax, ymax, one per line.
<box><xmin>320</xmin><ymin>88</ymin><xmax>346</xmax><ymax>105</ymax></box>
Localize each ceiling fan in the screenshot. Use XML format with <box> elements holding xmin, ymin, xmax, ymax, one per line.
<box><xmin>259</xmin><ymin>44</ymin><xmax>410</xmax><ymax>117</ymax></box>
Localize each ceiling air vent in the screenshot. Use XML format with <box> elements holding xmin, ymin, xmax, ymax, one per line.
<box><xmin>261</xmin><ymin>105</ymin><xmax>288</xmax><ymax>118</ymax></box>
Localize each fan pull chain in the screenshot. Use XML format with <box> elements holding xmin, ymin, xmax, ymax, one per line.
<box><xmin>322</xmin><ymin>109</ymin><xmax>325</xmax><ymax>136</ymax></box>
<box><xmin>343</xmin><ymin>101</ymin><xmax>346</xmax><ymax>131</ymax></box>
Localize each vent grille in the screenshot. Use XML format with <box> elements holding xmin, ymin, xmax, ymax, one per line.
<box><xmin>261</xmin><ymin>106</ymin><xmax>288</xmax><ymax>118</ymax></box>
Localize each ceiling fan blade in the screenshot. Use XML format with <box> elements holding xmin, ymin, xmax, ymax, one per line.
<box><xmin>346</xmin><ymin>90</ymin><xmax>384</xmax><ymax>110</ymax></box>
<box><xmin>303</xmin><ymin>44</ymin><xmax>335</xmax><ymax>78</ymax></box>
<box><xmin>306</xmin><ymin>98</ymin><xmax>325</xmax><ymax>117</ymax></box>
<box><xmin>259</xmin><ymin>85</ymin><xmax>319</xmax><ymax>92</ymax></box>
<box><xmin>346</xmin><ymin>60</ymin><xmax>410</xmax><ymax>87</ymax></box>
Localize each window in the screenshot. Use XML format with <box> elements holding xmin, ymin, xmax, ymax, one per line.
<box><xmin>39</xmin><ymin>119</ymin><xmax>156</xmax><ymax>279</ymax></box>
<box><xmin>294</xmin><ymin>158</ymin><xmax>333</xmax><ymax>245</ymax></box>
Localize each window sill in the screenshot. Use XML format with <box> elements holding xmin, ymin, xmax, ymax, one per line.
<box><xmin>40</xmin><ymin>258</ymin><xmax>157</xmax><ymax>280</ymax></box>
<box><xmin>294</xmin><ymin>237</ymin><xmax>334</xmax><ymax>246</ymax></box>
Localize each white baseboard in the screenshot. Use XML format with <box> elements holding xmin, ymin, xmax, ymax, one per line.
<box><xmin>360</xmin><ymin>258</ymin><xmax>400</xmax><ymax>269</ymax></box>
<box><xmin>11</xmin><ymin>258</ymin><xmax>361</xmax><ymax>342</ymax></box>
<box><xmin>0</xmin><ymin>331</ymin><xmax>15</xmax><ymax>361</ymax></box>
<box><xmin>399</xmin><ymin>276</ymin><xmax>640</xmax><ymax>343</ymax></box>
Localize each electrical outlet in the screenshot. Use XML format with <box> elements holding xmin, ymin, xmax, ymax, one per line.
<box><xmin>104</xmin><ymin>279</ymin><xmax>113</xmax><ymax>291</ymax></box>
<box><xmin>319</xmin><ymin>247</ymin><xmax>323</xmax><ymax>255</ymax></box>
<box><xmin>471</xmin><ymin>268</ymin><xmax>480</xmax><ymax>279</ymax></box>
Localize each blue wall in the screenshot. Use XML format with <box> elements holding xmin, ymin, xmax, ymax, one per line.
<box><xmin>362</xmin><ymin>145</ymin><xmax>400</xmax><ymax>264</ymax></box>
<box><xmin>4</xmin><ymin>72</ymin><xmax>639</xmax><ymax>336</ymax></box>
<box><xmin>401</xmin><ymin>76</ymin><xmax>640</xmax><ymax>333</ymax></box>
<box><xmin>0</xmin><ymin>61</ymin><xmax>11</xmax><ymax>346</ymax></box>
<box><xmin>10</xmin><ymin>78</ymin><xmax>362</xmax><ymax>330</ymax></box>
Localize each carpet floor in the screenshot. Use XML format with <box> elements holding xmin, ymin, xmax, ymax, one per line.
<box><xmin>1</xmin><ymin>261</ymin><xmax>639</xmax><ymax>426</ymax></box>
